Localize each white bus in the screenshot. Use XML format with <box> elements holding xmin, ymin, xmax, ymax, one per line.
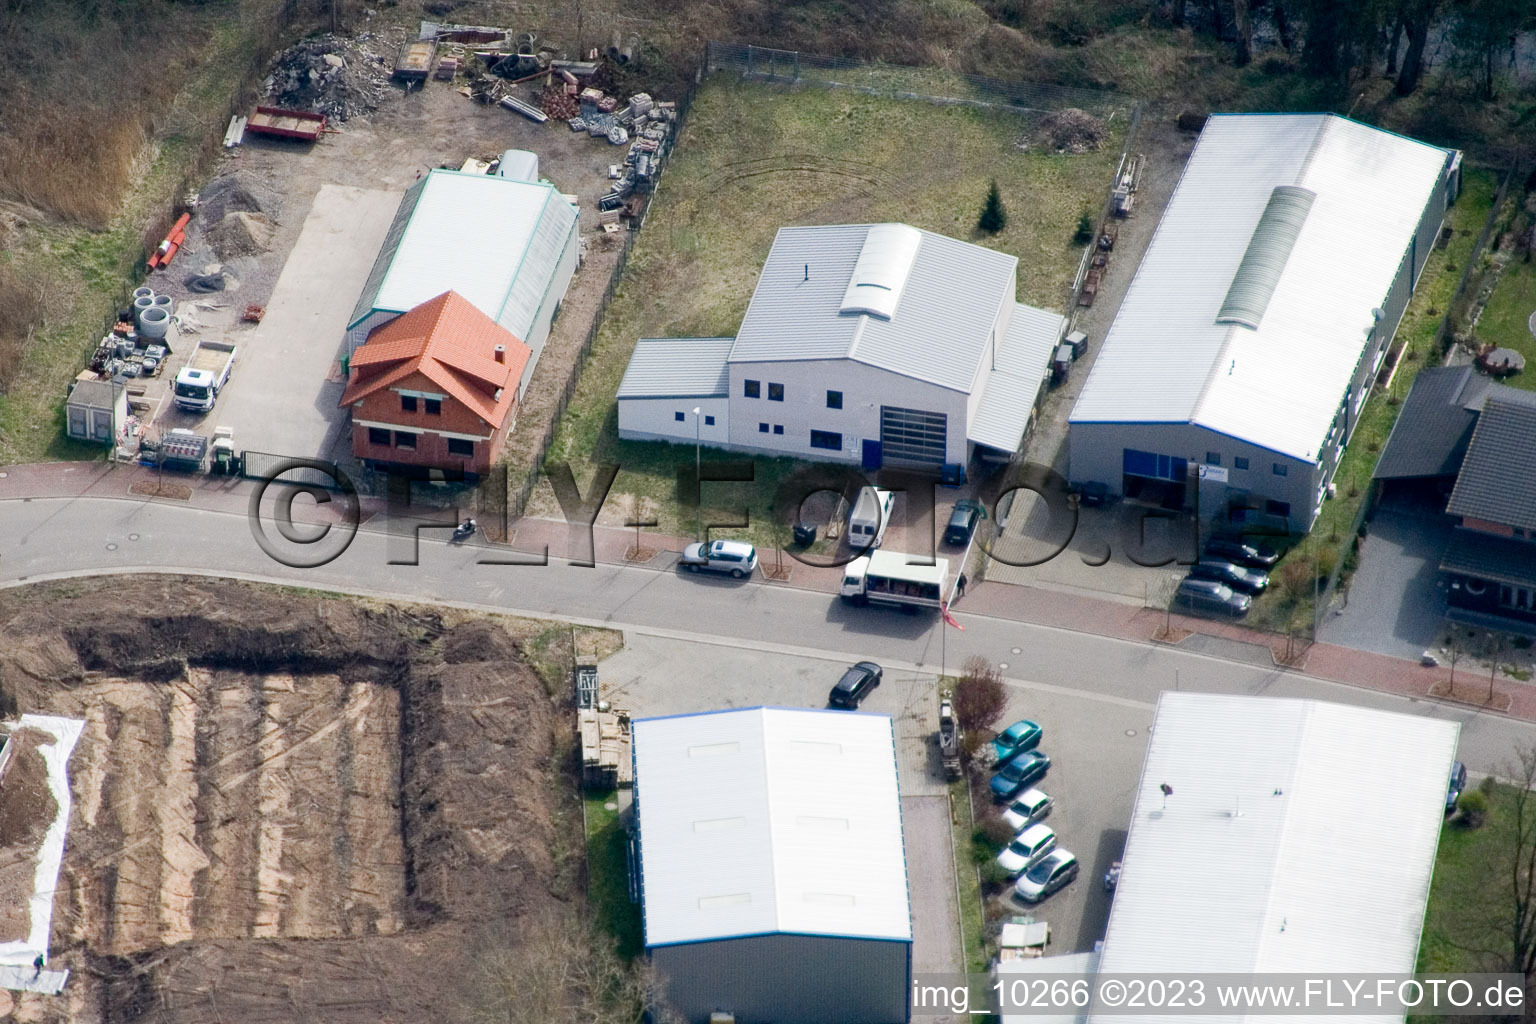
<box><xmin>840</xmin><ymin>550</ymin><xmax>949</xmax><ymax>612</ymax></box>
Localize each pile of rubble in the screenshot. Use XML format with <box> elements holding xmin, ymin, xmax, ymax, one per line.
<box><xmin>1040</xmin><ymin>108</ymin><xmax>1109</xmax><ymax>153</ymax></box>
<box><xmin>264</xmin><ymin>34</ymin><xmax>396</xmax><ymax>122</ymax></box>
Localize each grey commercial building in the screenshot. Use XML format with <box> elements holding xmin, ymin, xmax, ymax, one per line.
<box><xmin>616</xmin><ymin>223</ymin><xmax>1068</xmax><ymax>470</ymax></box>
<box><xmin>1068</xmin><ymin>114</ymin><xmax>1462</xmax><ymax>534</ymax></box>
<box><xmin>632</xmin><ymin>707</ymin><xmax>912</xmax><ymax>1024</ymax></box>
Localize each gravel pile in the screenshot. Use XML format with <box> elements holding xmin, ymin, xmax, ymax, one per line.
<box><xmin>1040</xmin><ymin>108</ymin><xmax>1109</xmax><ymax>153</ymax></box>
<box><xmin>264</xmin><ymin>33</ymin><xmax>396</xmax><ymax>122</ymax></box>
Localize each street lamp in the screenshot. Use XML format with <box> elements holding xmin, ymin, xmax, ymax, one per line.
<box><xmin>693</xmin><ymin>407</ymin><xmax>702</xmax><ymax>540</ymax></box>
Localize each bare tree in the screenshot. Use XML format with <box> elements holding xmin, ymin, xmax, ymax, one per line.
<box><xmin>459</xmin><ymin>911</ymin><xmax>682</xmax><ymax>1024</ymax></box>
<box><xmin>1233</xmin><ymin>0</ymin><xmax>1254</xmax><ymax>65</ymax></box>
<box><xmin>1505</xmin><ymin>748</ymin><xmax>1536</xmax><ymax>995</ymax></box>
<box><xmin>952</xmin><ymin>656</ymin><xmax>1006</xmax><ymax>732</ymax></box>
<box><xmin>1395</xmin><ymin>0</ymin><xmax>1442</xmax><ymax>95</ymax></box>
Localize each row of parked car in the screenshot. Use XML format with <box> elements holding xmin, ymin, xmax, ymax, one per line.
<box><xmin>1171</xmin><ymin>536</ymin><xmax>1281</xmax><ymax>619</ymax></box>
<box><xmin>988</xmin><ymin>720</ymin><xmax>1080</xmax><ymax>904</ymax></box>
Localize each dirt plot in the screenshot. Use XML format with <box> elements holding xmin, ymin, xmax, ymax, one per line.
<box><xmin>0</xmin><ymin>728</ymin><xmax>58</xmax><ymax>944</ymax></box>
<box><xmin>0</xmin><ymin>579</ymin><xmax>575</xmax><ymax>1024</ymax></box>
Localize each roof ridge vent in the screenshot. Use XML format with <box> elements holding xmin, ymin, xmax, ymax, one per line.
<box><xmin>1215</xmin><ymin>185</ymin><xmax>1317</xmax><ymax>331</ymax></box>
<box><xmin>840</xmin><ymin>223</ymin><xmax>922</xmax><ymax>320</ymax></box>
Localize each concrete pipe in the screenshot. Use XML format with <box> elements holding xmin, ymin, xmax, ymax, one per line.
<box><xmin>151</xmin><ymin>293</ymin><xmax>173</xmax><ymax>312</ymax></box>
<box><xmin>133</xmin><ymin>295</ymin><xmax>156</xmax><ymax>326</ymax></box>
<box><xmin>619</xmin><ymin>35</ymin><xmax>638</xmax><ymax>64</ymax></box>
<box><xmin>608</xmin><ymin>31</ymin><xmax>622</xmax><ymax>59</ymax></box>
<box><xmin>132</xmin><ymin>286</ymin><xmax>155</xmax><ymax>302</ymax></box>
<box><xmin>517</xmin><ymin>32</ymin><xmax>536</xmax><ymax>55</ymax></box>
<box><xmin>138</xmin><ymin>306</ymin><xmax>171</xmax><ymax>340</ymax></box>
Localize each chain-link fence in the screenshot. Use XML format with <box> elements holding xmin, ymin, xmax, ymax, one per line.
<box><xmin>705</xmin><ymin>40</ymin><xmax>1125</xmax><ymax>116</ymax></box>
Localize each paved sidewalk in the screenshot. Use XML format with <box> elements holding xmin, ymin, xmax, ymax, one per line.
<box><xmin>3</xmin><ymin>459</ymin><xmax>1530</xmax><ymax>723</ymax></box>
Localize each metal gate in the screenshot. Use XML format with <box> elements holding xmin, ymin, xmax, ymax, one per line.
<box><xmin>879</xmin><ymin>405</ymin><xmax>947</xmax><ymax>466</ymax></box>
<box><xmin>240</xmin><ymin>451</ymin><xmax>351</xmax><ymax>490</ymax></box>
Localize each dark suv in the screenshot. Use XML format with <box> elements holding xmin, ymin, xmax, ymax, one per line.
<box><xmin>829</xmin><ymin>661</ymin><xmax>883</xmax><ymax>709</ymax></box>
<box><xmin>1205</xmin><ymin>536</ymin><xmax>1280</xmax><ymax>569</ymax></box>
<box><xmin>944</xmin><ymin>500</ymin><xmax>984</xmax><ymax>546</ymax></box>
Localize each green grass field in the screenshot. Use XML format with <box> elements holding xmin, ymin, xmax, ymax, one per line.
<box><xmin>1418</xmin><ymin>782</ymin><xmax>1519</xmax><ymax>978</ymax></box>
<box><xmin>1247</xmin><ymin>168</ymin><xmax>1501</xmax><ymax>633</ymax></box>
<box><xmin>531</xmin><ymin>75</ymin><xmax>1128</xmax><ymax>542</ymax></box>
<box><xmin>1472</xmin><ymin>251</ymin><xmax>1536</xmax><ymax>393</ymax></box>
<box><xmin>0</xmin><ymin>18</ymin><xmax>279</xmax><ymax>465</ymax></box>
<box><xmin>584</xmin><ymin>791</ymin><xmax>643</xmax><ymax>959</ymax></box>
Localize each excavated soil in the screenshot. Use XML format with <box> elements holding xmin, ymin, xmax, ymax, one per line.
<box><xmin>0</xmin><ymin>578</ymin><xmax>572</xmax><ymax>1024</ymax></box>
<box><xmin>0</xmin><ymin>727</ymin><xmax>59</xmax><ymax>943</ymax></box>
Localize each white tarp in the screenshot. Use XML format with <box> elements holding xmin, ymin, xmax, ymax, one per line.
<box><xmin>0</xmin><ymin>714</ymin><xmax>84</xmax><ymax>981</ymax></box>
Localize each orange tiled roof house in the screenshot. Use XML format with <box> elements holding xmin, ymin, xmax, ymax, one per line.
<box><xmin>340</xmin><ymin>291</ymin><xmax>531</xmax><ymax>478</ymax></box>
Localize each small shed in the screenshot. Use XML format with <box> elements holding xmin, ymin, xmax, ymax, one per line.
<box><xmin>65</xmin><ymin>377</ymin><xmax>126</xmax><ymax>445</ymax></box>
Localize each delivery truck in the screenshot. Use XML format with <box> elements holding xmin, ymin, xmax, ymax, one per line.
<box><xmin>174</xmin><ymin>340</ymin><xmax>236</xmax><ymax>414</ymax></box>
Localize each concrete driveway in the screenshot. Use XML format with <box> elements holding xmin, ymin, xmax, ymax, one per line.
<box><xmin>1318</xmin><ymin>504</ymin><xmax>1454</xmax><ymax>659</ymax></box>
<box><xmin>160</xmin><ymin>184</ymin><xmax>400</xmax><ymax>464</ymax></box>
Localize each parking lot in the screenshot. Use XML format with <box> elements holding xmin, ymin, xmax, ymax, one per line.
<box><xmin>158</xmin><ymin>184</ymin><xmax>399</xmax><ymax>464</ymax></box>
<box><xmin>596</xmin><ymin>631</ymin><xmax>1150</xmax><ymax>963</ymax></box>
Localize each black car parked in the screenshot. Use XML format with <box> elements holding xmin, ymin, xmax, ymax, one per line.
<box><xmin>829</xmin><ymin>661</ymin><xmax>883</xmax><ymax>709</ymax></box>
<box><xmin>944</xmin><ymin>500</ymin><xmax>985</xmax><ymax>546</ymax></box>
<box><xmin>1204</xmin><ymin>537</ymin><xmax>1280</xmax><ymax>569</ymax></box>
<box><xmin>1187</xmin><ymin>557</ymin><xmax>1270</xmax><ymax>595</ymax></box>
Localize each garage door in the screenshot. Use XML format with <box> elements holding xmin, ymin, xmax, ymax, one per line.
<box><xmin>880</xmin><ymin>405</ymin><xmax>947</xmax><ymax>466</ymax></box>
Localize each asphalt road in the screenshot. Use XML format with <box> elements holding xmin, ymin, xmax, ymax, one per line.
<box><xmin>3</xmin><ymin>494</ymin><xmax>1533</xmax><ymax>781</ymax></box>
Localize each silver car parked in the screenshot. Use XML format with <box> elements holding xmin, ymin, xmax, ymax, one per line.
<box><xmin>680</xmin><ymin>539</ymin><xmax>758</xmax><ymax>578</ymax></box>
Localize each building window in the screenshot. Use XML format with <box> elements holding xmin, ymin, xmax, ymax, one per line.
<box><xmin>768</xmin><ymin>383</ymin><xmax>784</xmax><ymax>402</ymax></box>
<box><xmin>675</xmin><ymin>411</ymin><xmax>686</xmax><ymax>422</ymax></box>
<box><xmin>744</xmin><ymin>380</ymin><xmax>760</xmax><ymax>398</ymax></box>
<box><xmin>447</xmin><ymin>438</ymin><xmax>474</xmax><ymax>457</ymax></box>
<box><xmin>425</xmin><ymin>398</ymin><xmax>441</xmax><ymax>416</ymax></box>
<box><xmin>759</xmin><ymin>422</ymin><xmax>769</xmax><ymax>433</ymax></box>
<box><xmin>773</xmin><ymin>424</ymin><xmax>784</xmax><ymax>435</ymax></box>
<box><xmin>827</xmin><ymin>390</ymin><xmax>843</xmax><ymax>409</ymax></box>
<box><xmin>394</xmin><ymin>431</ymin><xmax>418</xmax><ymax>450</ymax></box>
<box><xmin>367</xmin><ymin>427</ymin><xmax>390</xmax><ymax>446</ymax></box>
<box><xmin>1265</xmin><ymin>499</ymin><xmax>1290</xmax><ymax>518</ymax></box>
<box><xmin>705</xmin><ymin>415</ymin><xmax>716</xmax><ymax>426</ymax></box>
<box><xmin>1205</xmin><ymin>452</ymin><xmax>1221</xmax><ymax>466</ymax></box>
<box><xmin>1273</xmin><ymin>462</ymin><xmax>1288</xmax><ymax>476</ymax></box>
<box><xmin>400</xmin><ymin>395</ymin><xmax>418</xmax><ymax>413</ymax></box>
<box><xmin>810</xmin><ymin>430</ymin><xmax>842</xmax><ymax>450</ymax></box>
<box><xmin>1234</xmin><ymin>456</ymin><xmax>1249</xmax><ymax>471</ymax></box>
<box><xmin>1500</xmin><ymin>585</ymin><xmax>1534</xmax><ymax>611</ymax></box>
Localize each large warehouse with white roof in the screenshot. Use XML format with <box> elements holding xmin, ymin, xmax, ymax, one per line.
<box><xmin>617</xmin><ymin>223</ymin><xmax>1068</xmax><ymax>470</ymax></box>
<box><xmin>1000</xmin><ymin>691</ymin><xmax>1459</xmax><ymax>1024</ymax></box>
<box><xmin>347</xmin><ymin>168</ymin><xmax>579</xmax><ymax>399</ymax></box>
<box><xmin>1068</xmin><ymin>114</ymin><xmax>1460</xmax><ymax>533</ymax></box>
<box><xmin>632</xmin><ymin>706</ymin><xmax>912</xmax><ymax>1024</ymax></box>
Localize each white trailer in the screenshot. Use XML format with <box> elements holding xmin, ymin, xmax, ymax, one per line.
<box><xmin>840</xmin><ymin>550</ymin><xmax>949</xmax><ymax>612</ymax></box>
<box><xmin>173</xmin><ymin>339</ymin><xmax>236</xmax><ymax>414</ymax></box>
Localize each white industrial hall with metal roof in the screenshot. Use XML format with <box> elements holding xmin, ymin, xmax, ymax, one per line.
<box><xmin>346</xmin><ymin>168</ymin><xmax>580</xmax><ymax>399</ymax></box>
<box><xmin>616</xmin><ymin>223</ymin><xmax>1068</xmax><ymax>470</ymax></box>
<box><xmin>999</xmin><ymin>691</ymin><xmax>1459</xmax><ymax>1024</ymax></box>
<box><xmin>1068</xmin><ymin>113</ymin><xmax>1461</xmax><ymax>533</ymax></box>
<box><xmin>631</xmin><ymin>706</ymin><xmax>912</xmax><ymax>1024</ymax></box>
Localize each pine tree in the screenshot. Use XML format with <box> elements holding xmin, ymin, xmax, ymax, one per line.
<box><xmin>977</xmin><ymin>180</ymin><xmax>1006</xmax><ymax>235</ymax></box>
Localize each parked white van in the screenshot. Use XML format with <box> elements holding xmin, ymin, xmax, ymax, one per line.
<box><xmin>847</xmin><ymin>487</ymin><xmax>895</xmax><ymax>549</ymax></box>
